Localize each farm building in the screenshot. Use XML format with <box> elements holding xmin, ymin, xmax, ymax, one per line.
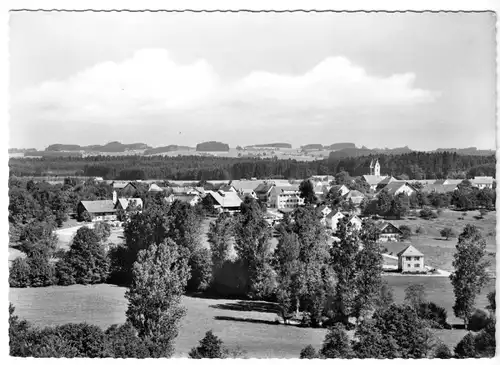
<box><xmin>77</xmin><ymin>200</ymin><xmax>116</xmax><ymax>222</ymax></box>
<box><xmin>203</xmin><ymin>190</ymin><xmax>243</xmax><ymax>213</ymax></box>
<box><xmin>397</xmin><ymin>245</ymin><xmax>425</xmax><ymax>273</ymax></box>
<box><xmin>376</xmin><ymin>221</ymin><xmax>403</xmax><ymax>242</ymax></box>
<box><xmin>470</xmin><ymin>176</ymin><xmax>495</xmax><ymax>189</ymax></box>
<box><xmin>254</xmin><ymin>182</ymin><xmax>275</xmax><ymax>204</ymax></box>
<box><xmin>112</xmin><ymin>181</ymin><xmax>137</xmax><ymax>197</ymax></box>
<box><xmin>165</xmin><ymin>194</ymin><xmax>202</xmax><ymax>206</ymax></box>
<box><xmin>380</xmin><ymin>181</ymin><xmax>417</xmax><ymax>196</ymax></box>
<box><xmin>115</xmin><ymin>197</ymin><xmax>143</xmax><ymax>211</ymax></box>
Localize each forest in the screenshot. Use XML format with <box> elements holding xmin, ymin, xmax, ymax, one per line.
<box><xmin>8</xmin><ymin>152</ymin><xmax>495</xmax><ymax>181</ymax></box>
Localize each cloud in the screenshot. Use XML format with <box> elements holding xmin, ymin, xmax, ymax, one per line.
<box><xmin>13</xmin><ymin>48</ymin><xmax>438</xmax><ymax>125</ymax></box>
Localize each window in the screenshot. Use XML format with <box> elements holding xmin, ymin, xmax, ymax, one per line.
<box><xmin>407</xmin><ymin>263</ymin><xmax>411</xmax><ymax>268</ymax></box>
<box><xmin>415</xmin><ymin>263</ymin><xmax>420</xmax><ymax>268</ymax></box>
<box><xmin>414</xmin><ymin>256</ymin><xmax>420</xmax><ymax>261</ymax></box>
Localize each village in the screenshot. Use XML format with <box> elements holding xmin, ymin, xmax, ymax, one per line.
<box><xmin>70</xmin><ymin>159</ymin><xmax>495</xmax><ymax>277</ymax></box>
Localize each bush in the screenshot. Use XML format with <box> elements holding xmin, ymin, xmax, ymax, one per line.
<box><xmin>474</xmin><ymin>320</ymin><xmax>496</xmax><ymax>357</ymax></box>
<box><xmin>189</xmin><ymin>330</ymin><xmax>227</xmax><ymax>359</ymax></box>
<box><xmin>415</xmin><ymin>226</ymin><xmax>426</xmax><ymax>235</ymax></box>
<box><xmin>9</xmin><ymin>258</ymin><xmax>31</xmax><ymax>287</ymax></box>
<box><xmin>319</xmin><ymin>323</ymin><xmax>354</xmax><ymax>359</ymax></box>
<box><xmin>105</xmin><ymin>323</ymin><xmax>151</xmax><ymax>358</ymax></box>
<box><xmin>419</xmin><ymin>207</ymin><xmax>434</xmax><ymax>220</ymax></box>
<box><xmin>398</xmin><ymin>225</ymin><xmax>412</xmax><ymax>240</ymax></box>
<box><xmin>440</xmin><ymin>227</ymin><xmax>457</xmax><ymax>240</ymax></box>
<box><xmin>434</xmin><ymin>343</ymin><xmax>453</xmax><ymax>359</ymax></box>
<box><xmin>187</xmin><ymin>247</ymin><xmax>213</xmax><ymax>292</ymax></box>
<box><xmin>300</xmin><ymin>345</ymin><xmax>319</xmax><ymax>359</ymax></box>
<box><xmin>418</xmin><ymin>302</ymin><xmax>449</xmax><ymax>329</ymax></box>
<box><xmin>455</xmin><ymin>332</ymin><xmax>477</xmax><ymax>358</ymax></box>
<box><xmin>468</xmin><ymin>309</ymin><xmax>491</xmax><ymax>332</ymax></box>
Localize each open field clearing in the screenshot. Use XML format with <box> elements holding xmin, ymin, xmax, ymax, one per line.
<box><xmin>10</xmin><ymin>275</ymin><xmax>495</xmax><ymax>357</ymax></box>
<box><xmin>381</xmin><ymin>209</ymin><xmax>496</xmax><ymax>274</ymax></box>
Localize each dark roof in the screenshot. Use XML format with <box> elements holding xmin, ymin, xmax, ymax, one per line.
<box><xmin>79</xmin><ymin>200</ymin><xmax>116</xmax><ymax>214</ymax></box>
<box><xmin>254</xmin><ymin>183</ymin><xmax>274</xmax><ymax>194</ymax></box>
<box><xmin>375</xmin><ymin>221</ymin><xmax>403</xmax><ymax>234</ymax></box>
<box><xmin>382</xmin><ymin>181</ymin><xmax>414</xmax><ymax>195</ymax></box>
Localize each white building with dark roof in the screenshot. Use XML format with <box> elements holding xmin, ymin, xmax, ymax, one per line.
<box><xmin>397</xmin><ymin>245</ymin><xmax>425</xmax><ymax>273</ymax></box>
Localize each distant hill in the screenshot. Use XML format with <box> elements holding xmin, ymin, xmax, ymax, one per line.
<box><xmin>301</xmin><ymin>144</ymin><xmax>323</xmax><ymax>150</ymax></box>
<box><xmin>328</xmin><ymin>146</ymin><xmax>414</xmax><ymax>159</ymax></box>
<box><xmin>326</xmin><ymin>142</ymin><xmax>356</xmax><ymax>150</ymax></box>
<box><xmin>196</xmin><ymin>141</ymin><xmax>230</xmax><ymax>152</ymax></box>
<box><xmin>8</xmin><ymin>148</ymin><xmax>37</xmax><ymax>153</ymax></box>
<box><xmin>45</xmin><ymin>142</ymin><xmax>151</xmax><ymax>153</ymax></box>
<box><xmin>247</xmin><ymin>143</ymin><xmax>292</xmax><ymax>148</ymax></box>
<box><xmin>144</xmin><ymin>145</ymin><xmax>193</xmax><ymax>155</ymax></box>
<box><xmin>46</xmin><ymin>144</ymin><xmax>82</xmax><ymax>152</ymax></box>
<box><xmin>434</xmin><ymin>147</ymin><xmax>496</xmax><ymax>156</ymax></box>
<box><xmin>371</xmin><ymin>146</ymin><xmax>413</xmax><ymax>155</ymax></box>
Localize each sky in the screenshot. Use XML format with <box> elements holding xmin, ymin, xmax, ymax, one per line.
<box><xmin>9</xmin><ymin>11</ymin><xmax>497</xmax><ymax>150</ymax></box>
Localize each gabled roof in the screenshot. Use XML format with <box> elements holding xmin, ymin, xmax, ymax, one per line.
<box><xmin>397</xmin><ymin>245</ymin><xmax>424</xmax><ymax>257</ymax></box>
<box><xmin>375</xmin><ymin>221</ymin><xmax>403</xmax><ymax>234</ymax></box>
<box><xmin>383</xmin><ymin>181</ymin><xmax>415</xmax><ymax>196</ymax></box>
<box><xmin>377</xmin><ymin>176</ymin><xmax>398</xmax><ymax>186</ymax></box>
<box><xmin>470</xmin><ymin>177</ymin><xmax>494</xmax><ymax>185</ymax></box>
<box><xmin>230</xmin><ymin>180</ymin><xmax>265</xmax><ymax>191</ymax></box>
<box><xmin>207</xmin><ymin>191</ymin><xmax>243</xmax><ymax>208</ymax></box>
<box><xmin>345</xmin><ymin>190</ymin><xmax>365</xmax><ymax>198</ymax></box>
<box><xmin>79</xmin><ymin>200</ymin><xmax>116</xmax><ymax>214</ymax></box>
<box><xmin>422</xmin><ymin>184</ymin><xmax>458</xmax><ymax>194</ymax></box>
<box><xmin>112</xmin><ymin>181</ymin><xmax>131</xmax><ymax>189</ymax></box>
<box><xmin>148</xmin><ymin>183</ymin><xmax>164</xmax><ymax>192</ymax></box>
<box><xmin>254</xmin><ymin>183</ymin><xmax>274</xmax><ymax>194</ymax></box>
<box><xmin>326</xmin><ymin>210</ymin><xmax>344</xmax><ymax>219</ymax></box>
<box><xmin>170</xmin><ymin>194</ymin><xmax>200</xmax><ymax>204</ymax></box>
<box><xmin>117</xmin><ymin>198</ymin><xmax>143</xmax><ymax>210</ymax></box>
<box><xmin>362</xmin><ymin>175</ymin><xmax>387</xmax><ymax>186</ymax></box>
<box><xmin>274</xmin><ymin>185</ymin><xmax>300</xmax><ymax>194</ymax></box>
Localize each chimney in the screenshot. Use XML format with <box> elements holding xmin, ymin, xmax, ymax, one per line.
<box><xmin>112</xmin><ymin>190</ymin><xmax>117</xmax><ymax>204</ymax></box>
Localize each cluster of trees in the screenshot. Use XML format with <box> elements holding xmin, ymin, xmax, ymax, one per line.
<box><xmin>10</xmin><ymin>222</ymin><xmax>111</xmax><ymax>288</ymax></box>
<box><xmin>9</xmin><ymin>151</ymin><xmax>495</xmax><ymax>180</ymax></box>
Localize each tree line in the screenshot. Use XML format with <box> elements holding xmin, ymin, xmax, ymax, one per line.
<box><xmin>9</xmin><ymin>151</ymin><xmax>495</xmax><ymax>180</ymax></box>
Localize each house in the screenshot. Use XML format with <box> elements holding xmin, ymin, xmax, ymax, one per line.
<box><xmin>204</xmin><ymin>190</ymin><xmax>243</xmax><ymax>213</ymax></box>
<box><xmin>165</xmin><ymin>194</ymin><xmax>202</xmax><ymax>206</ymax></box>
<box><xmin>171</xmin><ymin>186</ymin><xmax>202</xmax><ymax>195</ymax></box>
<box><xmin>421</xmin><ymin>184</ymin><xmax>458</xmax><ymax>194</ymax></box>
<box><xmin>219</xmin><ymin>184</ymin><xmax>238</xmax><ymax>193</ymax></box>
<box><xmin>361</xmin><ymin>175</ymin><xmax>388</xmax><ymax>192</ymax></box>
<box><xmin>239</xmin><ymin>188</ymin><xmax>258</xmax><ymax>200</ymax></box>
<box><xmin>112</xmin><ymin>181</ymin><xmax>137</xmax><ymax>197</ymax></box>
<box><xmin>317</xmin><ymin>205</ymin><xmax>332</xmax><ymax>219</ymax></box>
<box><xmin>269</xmin><ymin>185</ymin><xmax>304</xmax><ymax>209</ymax></box>
<box><xmin>380</xmin><ymin>181</ymin><xmax>417</xmax><ymax>197</ymax></box>
<box><xmin>324</xmin><ymin>211</ymin><xmax>345</xmax><ymax>231</ymax></box>
<box><xmin>397</xmin><ymin>245</ymin><xmax>425</xmax><ymax>273</ymax></box>
<box><xmin>148</xmin><ymin>183</ymin><xmax>166</xmax><ymax>193</ymax></box>
<box><xmin>115</xmin><ymin>197</ymin><xmax>143</xmax><ymax>211</ymax></box>
<box><xmin>254</xmin><ymin>182</ymin><xmax>275</xmax><ymax>204</ymax></box>
<box><xmin>470</xmin><ymin>176</ymin><xmax>494</xmax><ymax>189</ymax></box>
<box><xmin>344</xmin><ymin>190</ymin><xmax>365</xmax><ymax>205</ymax></box>
<box><xmin>376</xmin><ymin>176</ymin><xmax>399</xmax><ymax>191</ymax></box>
<box><xmin>77</xmin><ymin>200</ymin><xmax>116</xmax><ymax>222</ymax></box>
<box><xmin>230</xmin><ymin>180</ymin><xmax>265</xmax><ymax>193</ymax></box>
<box><xmin>328</xmin><ymin>184</ymin><xmax>350</xmax><ymax>197</ymax></box>
<box><xmin>376</xmin><ymin>221</ymin><xmax>403</xmax><ymax>242</ymax></box>
<box><xmin>325</xmin><ymin>212</ymin><xmax>363</xmax><ymax>232</ymax></box>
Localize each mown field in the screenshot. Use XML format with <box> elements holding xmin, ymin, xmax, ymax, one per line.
<box><xmin>380</xmin><ymin>209</ymin><xmax>496</xmax><ymax>274</ymax></box>
<box><xmin>9</xmin><ymin>275</ymin><xmax>495</xmax><ymax>358</ymax></box>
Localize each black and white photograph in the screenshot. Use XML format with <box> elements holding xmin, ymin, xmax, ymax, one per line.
<box><xmin>6</xmin><ymin>4</ymin><xmax>498</xmax><ymax>359</ymax></box>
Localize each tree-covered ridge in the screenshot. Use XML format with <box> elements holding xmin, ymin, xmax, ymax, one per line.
<box><xmin>8</xmin><ymin>151</ymin><xmax>495</xmax><ymax>180</ymax></box>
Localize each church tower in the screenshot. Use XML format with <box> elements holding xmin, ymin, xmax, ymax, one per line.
<box><xmin>369</xmin><ymin>159</ymin><xmax>375</xmax><ymax>175</ymax></box>
<box><xmin>374</xmin><ymin>159</ymin><xmax>381</xmax><ymax>176</ymax></box>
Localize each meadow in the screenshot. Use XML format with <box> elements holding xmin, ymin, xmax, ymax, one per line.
<box><xmin>9</xmin><ymin>274</ymin><xmax>495</xmax><ymax>358</ymax></box>
<box><xmin>381</xmin><ymin>209</ymin><xmax>496</xmax><ymax>275</ymax></box>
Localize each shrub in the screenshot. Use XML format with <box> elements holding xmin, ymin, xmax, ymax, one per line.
<box><xmin>418</xmin><ymin>302</ymin><xmax>449</xmax><ymax>329</ymax></box>
<box><xmin>399</xmin><ymin>225</ymin><xmax>412</xmax><ymax>240</ymax></box>
<box><xmin>434</xmin><ymin>343</ymin><xmax>453</xmax><ymax>359</ymax></box>
<box><xmin>319</xmin><ymin>323</ymin><xmax>354</xmax><ymax>359</ymax></box>
<box><xmin>468</xmin><ymin>309</ymin><xmax>491</xmax><ymax>332</ymax></box>
<box><xmin>415</xmin><ymin>226</ymin><xmax>426</xmax><ymax>235</ymax></box>
<box><xmin>187</xmin><ymin>247</ymin><xmax>213</xmax><ymax>292</ymax></box>
<box><xmin>440</xmin><ymin>227</ymin><xmax>457</xmax><ymax>240</ymax></box>
<box><xmin>474</xmin><ymin>320</ymin><xmax>496</xmax><ymax>357</ymax></box>
<box><xmin>9</xmin><ymin>258</ymin><xmax>31</xmax><ymax>287</ymax></box>
<box><xmin>104</xmin><ymin>323</ymin><xmax>150</xmax><ymax>358</ymax></box>
<box><xmin>81</xmin><ymin>211</ymin><xmax>93</xmax><ymax>222</ymax></box>
<box><xmin>300</xmin><ymin>345</ymin><xmax>319</xmax><ymax>359</ymax></box>
<box><xmin>188</xmin><ymin>330</ymin><xmax>227</xmax><ymax>359</ymax></box>
<box><xmin>419</xmin><ymin>207</ymin><xmax>434</xmax><ymax>220</ymax></box>
<box><xmin>455</xmin><ymin>332</ymin><xmax>477</xmax><ymax>358</ymax></box>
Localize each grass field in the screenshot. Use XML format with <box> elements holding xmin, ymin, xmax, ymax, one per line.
<box><xmin>9</xmin><ymin>275</ymin><xmax>495</xmax><ymax>357</ymax></box>
<box><xmin>381</xmin><ymin>209</ymin><xmax>496</xmax><ymax>275</ymax></box>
